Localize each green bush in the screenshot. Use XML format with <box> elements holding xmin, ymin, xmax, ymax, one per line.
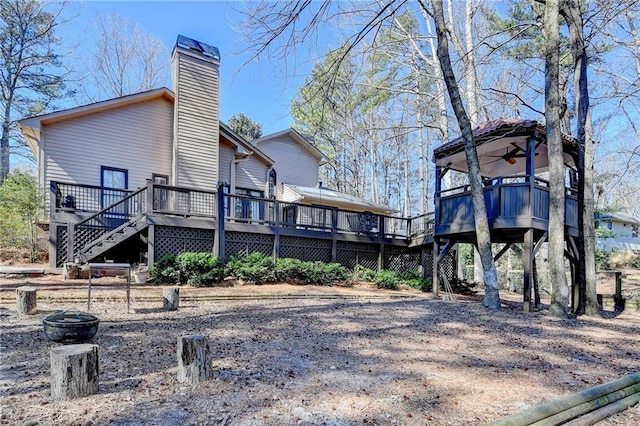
<box><xmin>274</xmin><ymin>257</ymin><xmax>346</xmax><ymax>285</ymax></box>
<box><xmin>150</xmin><ymin>254</ymin><xmax>179</xmax><ymax>284</ymax></box>
<box><xmin>175</xmin><ymin>252</ymin><xmax>222</xmax><ymax>286</ymax></box>
<box><xmin>275</xmin><ymin>257</ymin><xmax>305</xmax><ymax>282</ymax></box>
<box><xmin>149</xmin><ymin>252</ymin><xmax>222</xmax><ymax>286</ymax></box>
<box><xmin>399</xmin><ymin>271</ymin><xmax>432</xmax><ymax>292</ymax></box>
<box><xmin>226</xmin><ymin>252</ymin><xmax>276</xmax><ymax>284</ymax></box>
<box><xmin>374</xmin><ymin>270</ymin><xmax>400</xmax><ymax>290</ymax></box>
<box><xmin>349</xmin><ymin>264</ymin><xmax>376</xmax><ymax>283</ymax></box>
<box><xmin>595</xmin><ymin>249</ymin><xmax>612</xmax><ymax>271</ymax></box>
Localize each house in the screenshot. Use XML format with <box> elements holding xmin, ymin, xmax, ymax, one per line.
<box><xmin>595</xmin><ymin>212</ymin><xmax>640</xmax><ymax>251</ymax></box>
<box><xmin>595</xmin><ymin>212</ymin><xmax>640</xmax><ymax>238</ymax></box>
<box><xmin>18</xmin><ymin>35</ymin><xmax>419</xmax><ymax>271</ymax></box>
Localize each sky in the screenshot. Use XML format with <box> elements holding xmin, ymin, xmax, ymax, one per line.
<box><xmin>59</xmin><ymin>1</ymin><xmax>318</xmax><ymax>135</ymax></box>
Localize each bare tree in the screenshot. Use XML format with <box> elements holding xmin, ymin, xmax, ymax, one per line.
<box><xmin>0</xmin><ymin>0</ymin><xmax>72</xmax><ymax>184</ymax></box>
<box><xmin>562</xmin><ymin>0</ymin><xmax>599</xmax><ymax>317</ymax></box>
<box><xmin>426</xmin><ymin>0</ymin><xmax>501</xmax><ymax>309</ymax></box>
<box><xmin>544</xmin><ymin>0</ymin><xmax>570</xmax><ymax>318</ymax></box>
<box><xmin>80</xmin><ymin>13</ymin><xmax>169</xmax><ymax>101</ymax></box>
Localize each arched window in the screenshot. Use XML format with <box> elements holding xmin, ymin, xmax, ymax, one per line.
<box><xmin>268</xmin><ymin>169</ymin><xmax>277</xmax><ymax>199</ymax></box>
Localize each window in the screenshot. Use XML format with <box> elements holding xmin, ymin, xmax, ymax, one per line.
<box><xmin>268</xmin><ymin>169</ymin><xmax>277</xmax><ymax>199</ymax></box>
<box><xmin>101</xmin><ymin>166</ymin><xmax>128</xmax><ymax>210</ymax></box>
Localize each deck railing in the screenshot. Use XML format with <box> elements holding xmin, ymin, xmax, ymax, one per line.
<box><xmin>51</xmin><ymin>181</ymin><xmax>434</xmax><ymax>247</ymax></box>
<box><xmin>51</xmin><ymin>181</ymin><xmax>132</xmax><ymax>213</ymax></box>
<box><xmin>70</xmin><ymin>186</ymin><xmax>147</xmax><ymax>260</ymax></box>
<box><xmin>151</xmin><ymin>184</ymin><xmax>217</xmax><ymax>217</ymax></box>
<box><xmin>436</xmin><ymin>175</ymin><xmax>579</xmax><ymax>231</ymax></box>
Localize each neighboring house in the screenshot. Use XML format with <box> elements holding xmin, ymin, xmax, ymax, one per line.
<box><xmin>595</xmin><ymin>212</ymin><xmax>640</xmax><ymax>238</ymax></box>
<box><xmin>595</xmin><ymin>212</ymin><xmax>640</xmax><ymax>251</ymax></box>
<box><xmin>18</xmin><ymin>35</ymin><xmax>412</xmax><ymax>270</ymax></box>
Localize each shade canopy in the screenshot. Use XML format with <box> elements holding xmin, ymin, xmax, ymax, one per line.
<box><xmin>433</xmin><ymin>119</ymin><xmax>578</xmax><ymax>179</ymax></box>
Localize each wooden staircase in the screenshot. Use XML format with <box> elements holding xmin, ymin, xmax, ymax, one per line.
<box><xmin>75</xmin><ymin>215</ymin><xmax>148</xmax><ymax>263</ymax></box>
<box><xmin>70</xmin><ymin>186</ymin><xmax>149</xmax><ymax>264</ymax></box>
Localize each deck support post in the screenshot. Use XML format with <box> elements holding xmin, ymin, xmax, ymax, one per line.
<box><xmin>147</xmin><ymin>225</ymin><xmax>156</xmax><ymax>268</ymax></box>
<box><xmin>67</xmin><ymin>222</ymin><xmax>75</xmax><ymax>263</ymax></box>
<box><xmin>331</xmin><ymin>209</ymin><xmax>338</xmax><ymax>262</ymax></box>
<box><xmin>273</xmin><ymin>200</ymin><xmax>280</xmax><ymax>260</ymax></box>
<box><xmin>523</xmin><ymin>229</ymin><xmax>533</xmax><ymax>312</ymax></box>
<box><xmin>216</xmin><ymin>182</ymin><xmax>226</xmax><ymax>263</ymax></box>
<box><xmin>432</xmin><ymin>239</ymin><xmax>440</xmax><ymax>299</ymax></box>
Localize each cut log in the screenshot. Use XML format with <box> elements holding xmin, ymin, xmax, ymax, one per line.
<box><xmin>177</xmin><ymin>335</ymin><xmax>212</xmax><ymax>384</ymax></box>
<box><xmin>163</xmin><ymin>287</ymin><xmax>180</xmax><ymax>311</ymax></box>
<box><xmin>50</xmin><ymin>344</ymin><xmax>99</xmax><ymax>400</ymax></box>
<box><xmin>16</xmin><ymin>286</ymin><xmax>37</xmax><ymax>315</ymax></box>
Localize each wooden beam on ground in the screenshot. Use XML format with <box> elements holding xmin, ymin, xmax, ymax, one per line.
<box><xmin>488</xmin><ymin>372</ymin><xmax>640</xmax><ymax>426</ymax></box>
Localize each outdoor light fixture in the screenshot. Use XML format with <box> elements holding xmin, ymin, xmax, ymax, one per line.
<box><xmin>507</xmin><ymin>157</ymin><xmax>517</xmax><ymax>165</ymax></box>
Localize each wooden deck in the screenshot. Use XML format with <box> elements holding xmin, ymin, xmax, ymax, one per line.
<box><xmin>435</xmin><ymin>176</ymin><xmax>579</xmax><ymax>241</ymax></box>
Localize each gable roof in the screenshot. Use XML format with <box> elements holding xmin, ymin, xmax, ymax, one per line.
<box><xmin>254</xmin><ymin>128</ymin><xmax>328</xmax><ymax>165</ymax></box>
<box><xmin>596</xmin><ymin>212</ymin><xmax>640</xmax><ymax>226</ymax></box>
<box><xmin>284</xmin><ymin>183</ymin><xmax>397</xmax><ymax>214</ymax></box>
<box><xmin>19</xmin><ymin>88</ymin><xmax>175</xmax><ymax>129</ymax></box>
<box><xmin>219</xmin><ymin>122</ymin><xmax>274</xmax><ymax>166</ymax></box>
<box><xmin>432</xmin><ymin>118</ymin><xmax>579</xmax><ymax>178</ymax></box>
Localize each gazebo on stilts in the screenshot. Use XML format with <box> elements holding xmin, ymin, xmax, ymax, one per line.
<box><xmin>431</xmin><ymin>119</ymin><xmax>580</xmax><ymax>312</ymax></box>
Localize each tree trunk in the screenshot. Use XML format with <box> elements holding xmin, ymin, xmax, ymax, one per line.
<box><xmin>16</xmin><ymin>286</ymin><xmax>37</xmax><ymax>315</ymax></box>
<box><xmin>50</xmin><ymin>344</ymin><xmax>99</xmax><ymax>401</ymax></box>
<box><xmin>563</xmin><ymin>0</ymin><xmax>599</xmax><ymax>317</ymax></box>
<box><xmin>163</xmin><ymin>287</ymin><xmax>180</xmax><ymax>311</ymax></box>
<box><xmin>544</xmin><ymin>0</ymin><xmax>570</xmax><ymax>318</ymax></box>
<box><xmin>177</xmin><ymin>335</ymin><xmax>213</xmax><ymax>384</ymax></box>
<box><xmin>430</xmin><ymin>0</ymin><xmax>500</xmax><ymax>309</ymax></box>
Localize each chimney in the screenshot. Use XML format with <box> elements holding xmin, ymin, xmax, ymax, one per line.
<box><xmin>171</xmin><ymin>35</ymin><xmax>221</xmax><ymax>190</ymax></box>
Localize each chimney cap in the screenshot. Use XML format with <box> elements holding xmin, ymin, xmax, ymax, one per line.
<box><xmin>176</xmin><ymin>35</ymin><xmax>220</xmax><ymax>61</ymax></box>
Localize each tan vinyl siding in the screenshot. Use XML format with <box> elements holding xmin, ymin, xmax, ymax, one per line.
<box><xmin>44</xmin><ymin>98</ymin><xmax>173</xmax><ymax>190</ymax></box>
<box><xmin>236</xmin><ymin>155</ymin><xmax>268</xmax><ymax>192</ymax></box>
<box><xmin>218</xmin><ymin>142</ymin><xmax>234</xmax><ymax>184</ymax></box>
<box><xmin>258</xmin><ymin>137</ymin><xmax>319</xmax><ymax>187</ymax></box>
<box><xmin>173</xmin><ymin>52</ymin><xmax>219</xmax><ymax>191</ymax></box>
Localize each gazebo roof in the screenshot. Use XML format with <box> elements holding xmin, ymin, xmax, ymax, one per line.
<box><xmin>433</xmin><ymin>119</ymin><xmax>578</xmax><ymax>178</ymax></box>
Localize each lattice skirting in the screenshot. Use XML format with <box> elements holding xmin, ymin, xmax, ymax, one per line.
<box><xmin>279</xmin><ymin>236</ymin><xmax>332</xmax><ymax>263</ymax></box>
<box><xmin>225</xmin><ymin>231</ymin><xmax>274</xmax><ymax>258</ymax></box>
<box><xmin>420</xmin><ymin>247</ymin><xmax>456</xmax><ymax>279</ymax></box>
<box><xmin>154</xmin><ymin>226</ymin><xmax>214</xmax><ymax>262</ymax></box>
<box><xmin>55</xmin><ymin>225</ymin><xmax>68</xmax><ymax>267</ymax></box>
<box><xmin>336</xmin><ymin>241</ymin><xmax>379</xmax><ymax>270</ymax></box>
<box><xmin>385</xmin><ymin>246</ymin><xmax>421</xmax><ymax>273</ymax></box>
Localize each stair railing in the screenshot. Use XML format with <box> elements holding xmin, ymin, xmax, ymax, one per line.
<box><xmin>67</xmin><ymin>186</ymin><xmax>148</xmax><ymax>262</ymax></box>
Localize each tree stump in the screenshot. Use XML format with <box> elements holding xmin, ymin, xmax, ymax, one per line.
<box><xmin>16</xmin><ymin>286</ymin><xmax>37</xmax><ymax>315</ymax></box>
<box><xmin>177</xmin><ymin>335</ymin><xmax>212</xmax><ymax>384</ymax></box>
<box><xmin>50</xmin><ymin>344</ymin><xmax>99</xmax><ymax>400</ymax></box>
<box><xmin>163</xmin><ymin>287</ymin><xmax>180</xmax><ymax>311</ymax></box>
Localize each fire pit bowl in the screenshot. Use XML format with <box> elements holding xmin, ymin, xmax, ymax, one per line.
<box><xmin>43</xmin><ymin>310</ymin><xmax>99</xmax><ymax>343</ymax></box>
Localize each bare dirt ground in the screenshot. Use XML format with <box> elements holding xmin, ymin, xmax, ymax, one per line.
<box><xmin>0</xmin><ymin>270</ymin><xmax>639</xmax><ymax>426</ymax></box>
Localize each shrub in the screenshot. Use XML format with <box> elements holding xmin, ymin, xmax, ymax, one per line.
<box><xmin>175</xmin><ymin>252</ymin><xmax>222</xmax><ymax>286</ymax></box>
<box><xmin>226</xmin><ymin>252</ymin><xmax>276</xmax><ymax>284</ymax></box>
<box><xmin>299</xmin><ymin>261</ymin><xmax>346</xmax><ymax>285</ymax></box>
<box><xmin>349</xmin><ymin>264</ymin><xmax>376</xmax><ymax>283</ymax></box>
<box><xmin>150</xmin><ymin>252</ymin><xmax>222</xmax><ymax>286</ymax></box>
<box><xmin>399</xmin><ymin>271</ymin><xmax>432</xmax><ymax>292</ymax></box>
<box><xmin>374</xmin><ymin>270</ymin><xmax>400</xmax><ymax>290</ymax></box>
<box><xmin>275</xmin><ymin>257</ymin><xmax>346</xmax><ymax>285</ymax></box>
<box><xmin>150</xmin><ymin>254</ymin><xmax>179</xmax><ymax>284</ymax></box>
<box><xmin>275</xmin><ymin>257</ymin><xmax>305</xmax><ymax>282</ymax></box>
<box><xmin>595</xmin><ymin>249</ymin><xmax>612</xmax><ymax>271</ymax></box>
